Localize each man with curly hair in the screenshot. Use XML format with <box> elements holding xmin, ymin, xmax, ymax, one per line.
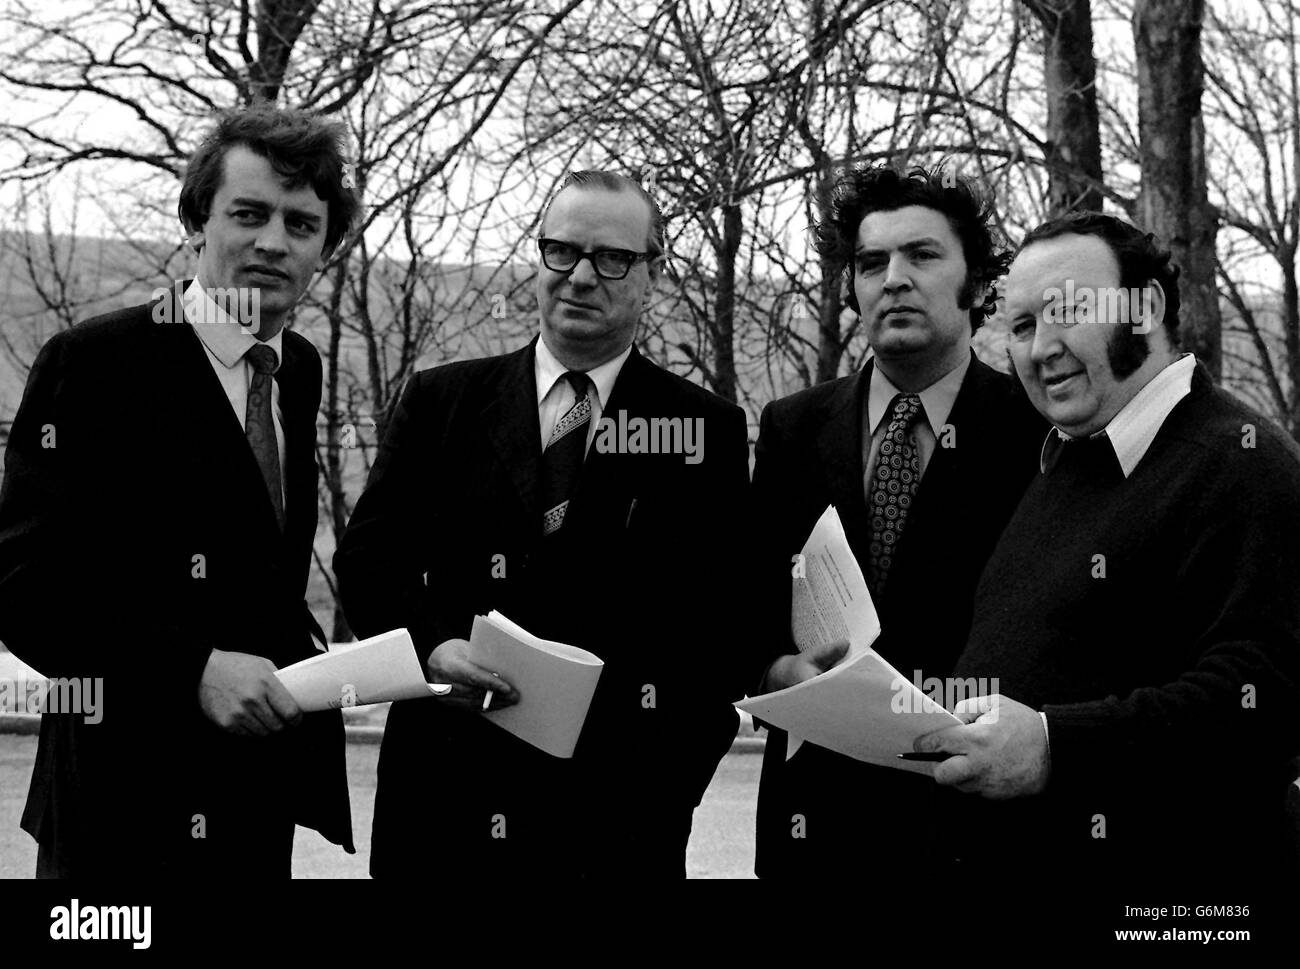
<box><xmin>751</xmin><ymin>164</ymin><xmax>1045</xmax><ymax>878</ymax></box>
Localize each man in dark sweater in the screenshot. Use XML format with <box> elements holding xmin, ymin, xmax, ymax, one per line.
<box><xmin>917</xmin><ymin>213</ymin><xmax>1300</xmax><ymax>900</ymax></box>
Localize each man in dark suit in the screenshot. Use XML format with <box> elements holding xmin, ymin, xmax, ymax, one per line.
<box><xmin>334</xmin><ymin>170</ymin><xmax>750</xmax><ymax>878</ymax></box>
<box><xmin>751</xmin><ymin>165</ymin><xmax>1045</xmax><ymax>878</ymax></box>
<box><xmin>0</xmin><ymin>105</ymin><xmax>358</xmax><ymax>876</ymax></box>
<box><xmin>918</xmin><ymin>213</ymin><xmax>1300</xmax><ymax>901</ymax></box>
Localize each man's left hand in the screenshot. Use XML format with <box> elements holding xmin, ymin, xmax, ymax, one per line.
<box><xmin>913</xmin><ymin>693</ymin><xmax>1050</xmax><ymax>799</ymax></box>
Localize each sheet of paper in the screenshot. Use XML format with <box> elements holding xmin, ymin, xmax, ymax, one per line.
<box><xmin>785</xmin><ymin>504</ymin><xmax>881</xmax><ymax>757</ymax></box>
<box><xmin>276</xmin><ymin>628</ymin><xmax>446</xmax><ymax>711</ymax></box>
<box><xmin>737</xmin><ymin>648</ymin><xmax>961</xmax><ymax>776</ymax></box>
<box><xmin>792</xmin><ymin>505</ymin><xmax>880</xmax><ymax>658</ymax></box>
<box><xmin>470</xmin><ymin>611</ymin><xmax>603</xmax><ymax>759</ymax></box>
<box><xmin>747</xmin><ymin>504</ymin><xmax>959</xmax><ymax>771</ymax></box>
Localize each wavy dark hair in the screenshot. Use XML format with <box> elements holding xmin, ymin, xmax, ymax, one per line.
<box><xmin>178</xmin><ymin>104</ymin><xmax>359</xmax><ymax>255</ymax></box>
<box><xmin>814</xmin><ymin>164</ymin><xmax>1010</xmax><ymax>332</ymax></box>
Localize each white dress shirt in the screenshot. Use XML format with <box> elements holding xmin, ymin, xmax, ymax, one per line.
<box><xmin>1039</xmin><ymin>353</ymin><xmax>1196</xmax><ymax>478</ymax></box>
<box><xmin>534</xmin><ymin>335</ymin><xmax>633</xmax><ymax>451</ymax></box>
<box><xmin>183</xmin><ymin>278</ymin><xmax>287</xmax><ymax>507</ymax></box>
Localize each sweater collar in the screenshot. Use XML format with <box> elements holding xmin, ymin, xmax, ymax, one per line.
<box><xmin>1040</xmin><ymin>353</ymin><xmax>1195</xmax><ymax>477</ymax></box>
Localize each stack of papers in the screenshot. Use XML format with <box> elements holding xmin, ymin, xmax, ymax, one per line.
<box><xmin>469</xmin><ymin>611</ymin><xmax>604</xmax><ymax>759</ymax></box>
<box><xmin>735</xmin><ymin>505</ymin><xmax>961</xmax><ymax>775</ymax></box>
<box><xmin>276</xmin><ymin>628</ymin><xmax>448</xmax><ymax>710</ymax></box>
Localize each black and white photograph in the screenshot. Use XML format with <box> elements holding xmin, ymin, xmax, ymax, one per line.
<box><xmin>0</xmin><ymin>0</ymin><xmax>1296</xmax><ymax>949</ymax></box>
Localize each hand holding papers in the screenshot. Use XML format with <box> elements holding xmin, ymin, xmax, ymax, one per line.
<box><xmin>736</xmin><ymin>505</ymin><xmax>961</xmax><ymax>776</ymax></box>
<box><xmin>275</xmin><ymin>628</ymin><xmax>450</xmax><ymax>711</ymax></box>
<box><xmin>275</xmin><ymin>616</ymin><xmax>602</xmax><ymax>759</ymax></box>
<box><xmin>468</xmin><ymin>611</ymin><xmax>603</xmax><ymax>759</ymax></box>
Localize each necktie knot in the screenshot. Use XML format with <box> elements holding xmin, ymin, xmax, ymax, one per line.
<box><xmin>888</xmin><ymin>393</ymin><xmax>922</xmax><ymax>428</ymax></box>
<box><xmin>245</xmin><ymin>343</ymin><xmax>278</xmax><ymax>376</ymax></box>
<box><xmin>562</xmin><ymin>370</ymin><xmax>590</xmax><ymax>400</ymax></box>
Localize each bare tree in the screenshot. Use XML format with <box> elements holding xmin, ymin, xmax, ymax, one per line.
<box><xmin>1134</xmin><ymin>0</ymin><xmax>1221</xmax><ymax>377</ymax></box>
<box><xmin>1204</xmin><ymin>0</ymin><xmax>1300</xmax><ymax>437</ymax></box>
<box><xmin>1021</xmin><ymin>0</ymin><xmax>1104</xmax><ymax>213</ymax></box>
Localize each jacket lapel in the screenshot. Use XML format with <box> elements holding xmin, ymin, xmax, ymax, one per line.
<box><xmin>912</xmin><ymin>350</ymin><xmax>985</xmax><ymax>505</ymax></box>
<box><xmin>482</xmin><ymin>339</ymin><xmax>544</xmax><ymax>530</ymax></box>
<box><xmin>154</xmin><ymin>283</ymin><xmax>286</xmax><ymax>547</ymax></box>
<box><xmin>563</xmin><ymin>345</ymin><xmax>647</xmax><ymax>532</ymax></box>
<box><xmin>275</xmin><ymin>334</ymin><xmax>317</xmax><ymax>549</ymax></box>
<box><xmin>816</xmin><ymin>360</ymin><xmax>874</xmax><ymax>562</ymax></box>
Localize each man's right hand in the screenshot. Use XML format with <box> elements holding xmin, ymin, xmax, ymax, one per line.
<box><xmin>198</xmin><ymin>649</ymin><xmax>302</xmax><ymax>737</ymax></box>
<box><xmin>426</xmin><ymin>638</ymin><xmax>520</xmax><ymax>712</ymax></box>
<box><xmin>761</xmin><ymin>639</ymin><xmax>849</xmax><ymax>692</ymax></box>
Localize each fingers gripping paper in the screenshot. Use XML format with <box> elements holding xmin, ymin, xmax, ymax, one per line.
<box><xmin>470</xmin><ymin>611</ymin><xmax>604</xmax><ymax>759</ymax></box>
<box><xmin>276</xmin><ymin>628</ymin><xmax>448</xmax><ymax>710</ymax></box>
<box><xmin>736</xmin><ymin>505</ymin><xmax>960</xmax><ymax>776</ymax></box>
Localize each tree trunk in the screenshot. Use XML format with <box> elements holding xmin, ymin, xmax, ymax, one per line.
<box><xmin>321</xmin><ymin>259</ymin><xmax>354</xmax><ymax>643</ymax></box>
<box><xmin>712</xmin><ymin>203</ymin><xmax>742</xmax><ymax>403</ymax></box>
<box><xmin>1023</xmin><ymin>0</ymin><xmax>1103</xmax><ymax>213</ymax></box>
<box><xmin>814</xmin><ymin>170</ymin><xmax>846</xmax><ymax>383</ymax></box>
<box><xmin>1134</xmin><ymin>0</ymin><xmax>1221</xmax><ymax>377</ymax></box>
<box><xmin>1282</xmin><ymin>249</ymin><xmax>1300</xmax><ymax>438</ymax></box>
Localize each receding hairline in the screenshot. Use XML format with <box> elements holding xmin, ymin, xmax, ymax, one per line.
<box><xmin>540</xmin><ymin>182</ymin><xmax>656</xmax><ymax>237</ymax></box>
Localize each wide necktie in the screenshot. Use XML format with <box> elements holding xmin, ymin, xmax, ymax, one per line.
<box><xmin>867</xmin><ymin>393</ymin><xmax>923</xmax><ymax>594</ymax></box>
<box><xmin>244</xmin><ymin>343</ymin><xmax>285</xmax><ymax>531</ymax></box>
<box><xmin>540</xmin><ymin>371</ymin><xmax>592</xmax><ymax>537</ymax></box>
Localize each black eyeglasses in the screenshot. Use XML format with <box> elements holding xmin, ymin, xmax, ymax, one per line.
<box><xmin>538</xmin><ymin>238</ymin><xmax>654</xmax><ymax>280</ymax></box>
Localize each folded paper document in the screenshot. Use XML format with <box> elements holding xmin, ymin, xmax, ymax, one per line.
<box><xmin>735</xmin><ymin>505</ymin><xmax>961</xmax><ymax>776</ymax></box>
<box><xmin>470</xmin><ymin>611</ymin><xmax>604</xmax><ymax>759</ymax></box>
<box><xmin>276</xmin><ymin>628</ymin><xmax>446</xmax><ymax>711</ymax></box>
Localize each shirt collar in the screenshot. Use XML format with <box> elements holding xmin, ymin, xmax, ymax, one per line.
<box><xmin>184</xmin><ymin>278</ymin><xmax>283</xmax><ymax>371</ymax></box>
<box><xmin>1038</xmin><ymin>353</ymin><xmax>1195</xmax><ymax>476</ymax></box>
<box><xmin>534</xmin><ymin>334</ymin><xmax>632</xmax><ymax>410</ymax></box>
<box><xmin>867</xmin><ymin>351</ymin><xmax>971</xmax><ymax>435</ymax></box>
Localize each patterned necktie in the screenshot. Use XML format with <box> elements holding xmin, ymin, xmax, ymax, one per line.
<box><xmin>868</xmin><ymin>393</ymin><xmax>923</xmax><ymax>594</ymax></box>
<box><xmin>540</xmin><ymin>371</ymin><xmax>592</xmax><ymax>537</ymax></box>
<box><xmin>244</xmin><ymin>343</ymin><xmax>285</xmax><ymax>531</ymax></box>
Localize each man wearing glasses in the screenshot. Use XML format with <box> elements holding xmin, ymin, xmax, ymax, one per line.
<box><xmin>335</xmin><ymin>170</ymin><xmax>751</xmax><ymax>877</ymax></box>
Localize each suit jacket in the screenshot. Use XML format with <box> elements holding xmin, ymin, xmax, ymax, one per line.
<box><xmin>750</xmin><ymin>352</ymin><xmax>1046</xmax><ymax>878</ymax></box>
<box><xmin>0</xmin><ymin>283</ymin><xmax>352</xmax><ymax>873</ymax></box>
<box><xmin>334</xmin><ymin>338</ymin><xmax>751</xmax><ymax>877</ymax></box>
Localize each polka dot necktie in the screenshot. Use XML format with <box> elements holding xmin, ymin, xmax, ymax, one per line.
<box><xmin>244</xmin><ymin>343</ymin><xmax>285</xmax><ymax>531</ymax></box>
<box><xmin>868</xmin><ymin>393</ymin><xmax>922</xmax><ymax>594</ymax></box>
<box><xmin>540</xmin><ymin>371</ymin><xmax>592</xmax><ymax>537</ymax></box>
